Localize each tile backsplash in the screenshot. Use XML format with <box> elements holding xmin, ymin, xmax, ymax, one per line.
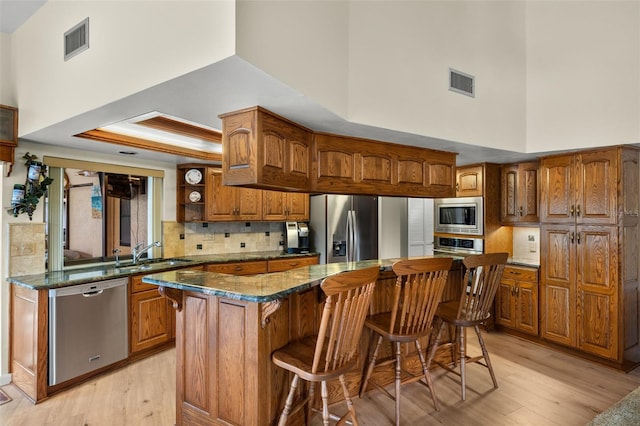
<box><xmin>163</xmin><ymin>221</ymin><xmax>285</xmax><ymax>257</ymax></box>
<box><xmin>9</xmin><ymin>222</ymin><xmax>46</xmax><ymax>276</ymax></box>
<box><xmin>511</xmin><ymin>227</ymin><xmax>540</xmax><ymax>265</ymax></box>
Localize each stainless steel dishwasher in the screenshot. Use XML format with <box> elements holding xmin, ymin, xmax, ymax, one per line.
<box><xmin>49</xmin><ymin>277</ymin><xmax>128</xmax><ymax>385</ymax></box>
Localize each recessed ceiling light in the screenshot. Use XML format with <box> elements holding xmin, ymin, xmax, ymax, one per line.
<box><xmin>100</xmin><ymin>111</ymin><xmax>222</xmax><ymax>153</ymax></box>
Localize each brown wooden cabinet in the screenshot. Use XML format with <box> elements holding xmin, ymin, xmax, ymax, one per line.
<box><xmin>220</xmin><ymin>106</ymin><xmax>312</xmax><ymax>191</ymax></box>
<box><xmin>456</xmin><ymin>165</ymin><xmax>484</xmax><ymax>197</ymax></box>
<box><xmin>501</xmin><ymin>161</ymin><xmax>539</xmax><ymax>224</ymax></box>
<box><xmin>206</xmin><ymin>260</ymin><xmax>268</xmax><ymax>276</ymax></box>
<box><xmin>177</xmin><ymin>163</ymin><xmax>208</xmax><ymax>223</ymax></box>
<box><xmin>129</xmin><ymin>274</ymin><xmax>175</xmax><ymax>355</ymax></box>
<box><xmin>0</xmin><ymin>104</ymin><xmax>18</xmax><ymax>163</ymax></box>
<box><xmin>312</xmin><ymin>132</ymin><xmax>456</xmax><ymax>197</ymax></box>
<box><xmin>540</xmin><ymin>224</ymin><xmax>618</xmax><ymax>359</ymax></box>
<box><xmin>267</xmin><ymin>255</ymin><xmax>319</xmax><ymax>272</ymax></box>
<box><xmin>540</xmin><ymin>150</ymin><xmax>617</xmax><ymax>225</ymax></box>
<box><xmin>10</xmin><ymin>285</ymin><xmax>47</xmax><ymax>403</ymax></box>
<box><xmin>496</xmin><ymin>265</ymin><xmax>539</xmax><ymax>336</ymax></box>
<box><xmin>538</xmin><ymin>147</ymin><xmax>639</xmax><ymax>364</ymax></box>
<box><xmin>219</xmin><ymin>106</ymin><xmax>457</xmax><ymax>198</ymax></box>
<box><xmin>206</xmin><ymin>168</ymin><xmax>263</xmax><ymax>221</ymax></box>
<box><xmin>206</xmin><ymin>256</ymin><xmax>319</xmax><ymax>275</ymax></box>
<box><xmin>262</xmin><ymin>190</ymin><xmax>309</xmax><ymax>221</ymax></box>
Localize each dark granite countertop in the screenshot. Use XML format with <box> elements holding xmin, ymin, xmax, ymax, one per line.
<box><xmin>6</xmin><ymin>251</ymin><xmax>320</xmax><ymax>290</ymax></box>
<box><xmin>143</xmin><ymin>259</ymin><xmax>390</xmax><ymax>303</ymax></box>
<box><xmin>143</xmin><ymin>254</ymin><xmax>465</xmax><ymax>303</ymax></box>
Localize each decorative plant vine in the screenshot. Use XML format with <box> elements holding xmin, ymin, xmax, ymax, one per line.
<box><xmin>8</xmin><ymin>152</ymin><xmax>54</xmax><ymax>220</ymax></box>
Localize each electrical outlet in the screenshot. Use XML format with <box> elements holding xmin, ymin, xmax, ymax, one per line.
<box><xmin>196</xmin><ymin>244</ymin><xmax>203</xmax><ymax>250</ymax></box>
<box><xmin>240</xmin><ymin>242</ymin><xmax>246</xmax><ymax>248</ymax></box>
<box><xmin>528</xmin><ymin>235</ymin><xmax>536</xmax><ymax>252</ymax></box>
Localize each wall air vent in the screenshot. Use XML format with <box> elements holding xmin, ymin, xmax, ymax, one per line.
<box><xmin>64</xmin><ymin>18</ymin><xmax>89</xmax><ymax>61</ymax></box>
<box><xmin>449</xmin><ymin>68</ymin><xmax>475</xmax><ymax>98</ymax></box>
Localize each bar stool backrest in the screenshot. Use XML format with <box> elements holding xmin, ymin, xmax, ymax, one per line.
<box><xmin>457</xmin><ymin>253</ymin><xmax>509</xmax><ymax>322</ymax></box>
<box><xmin>313</xmin><ymin>266</ymin><xmax>379</xmax><ymax>374</ymax></box>
<box><xmin>389</xmin><ymin>257</ymin><xmax>453</xmax><ymax>336</ymax></box>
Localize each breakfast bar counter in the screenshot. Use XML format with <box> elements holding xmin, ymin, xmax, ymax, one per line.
<box><xmin>143</xmin><ymin>257</ymin><xmax>463</xmax><ymax>426</ymax></box>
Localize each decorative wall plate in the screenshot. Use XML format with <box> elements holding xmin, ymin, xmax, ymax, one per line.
<box><xmin>185</xmin><ymin>168</ymin><xmax>202</xmax><ymax>184</ymax></box>
<box><xmin>188</xmin><ymin>190</ymin><xmax>201</xmax><ymax>202</ymax></box>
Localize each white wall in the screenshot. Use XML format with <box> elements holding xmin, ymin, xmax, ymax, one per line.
<box><xmin>348</xmin><ymin>1</ymin><xmax>527</xmax><ymax>153</ymax></box>
<box><xmin>10</xmin><ymin>0</ymin><xmax>235</xmax><ymax>136</ymax></box>
<box><xmin>235</xmin><ymin>1</ymin><xmax>640</xmax><ymax>155</ymax></box>
<box><xmin>237</xmin><ymin>1</ymin><xmax>527</xmax><ymax>153</ymax></box>
<box><xmin>0</xmin><ymin>32</ymin><xmax>13</xmax><ymax>105</ymax></box>
<box><xmin>236</xmin><ymin>0</ymin><xmax>350</xmax><ymax>118</ymax></box>
<box><xmin>526</xmin><ymin>1</ymin><xmax>640</xmax><ymax>151</ymax></box>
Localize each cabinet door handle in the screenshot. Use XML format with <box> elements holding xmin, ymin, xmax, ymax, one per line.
<box><xmin>576</xmin><ymin>204</ymin><xmax>581</xmax><ymax>216</ymax></box>
<box><xmin>570</xmin><ymin>205</ymin><xmax>575</xmax><ymax>216</ymax></box>
<box><xmin>571</xmin><ymin>232</ymin><xmax>575</xmax><ymax>243</ymax></box>
<box><xmin>577</xmin><ymin>233</ymin><xmax>581</xmax><ymax>244</ymax></box>
<box><xmin>518</xmin><ymin>206</ymin><xmax>523</xmax><ymax>216</ymax></box>
<box><xmin>456</xmin><ymin>182</ymin><xmax>460</xmax><ymax>192</ymax></box>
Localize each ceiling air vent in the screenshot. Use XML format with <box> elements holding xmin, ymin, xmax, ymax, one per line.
<box><xmin>64</xmin><ymin>18</ymin><xmax>89</xmax><ymax>61</ymax></box>
<box><xmin>449</xmin><ymin>68</ymin><xmax>475</xmax><ymax>98</ymax></box>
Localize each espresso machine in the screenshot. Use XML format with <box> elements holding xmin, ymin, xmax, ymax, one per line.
<box><xmin>285</xmin><ymin>222</ymin><xmax>310</xmax><ymax>253</ymax></box>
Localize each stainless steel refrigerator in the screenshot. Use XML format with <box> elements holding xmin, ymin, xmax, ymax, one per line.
<box><xmin>309</xmin><ymin>194</ymin><xmax>379</xmax><ymax>264</ymax></box>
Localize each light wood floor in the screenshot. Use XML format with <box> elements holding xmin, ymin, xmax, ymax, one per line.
<box><xmin>1</xmin><ymin>332</ymin><xmax>639</xmax><ymax>425</ymax></box>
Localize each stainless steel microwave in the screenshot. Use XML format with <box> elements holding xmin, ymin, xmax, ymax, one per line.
<box><xmin>434</xmin><ymin>196</ymin><xmax>484</xmax><ymax>236</ymax></box>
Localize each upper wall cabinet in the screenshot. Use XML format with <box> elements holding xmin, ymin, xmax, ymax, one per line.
<box><xmin>177</xmin><ymin>163</ymin><xmax>208</xmax><ymax>223</ymax></box>
<box><xmin>540</xmin><ymin>150</ymin><xmax>617</xmax><ymax>225</ymax></box>
<box><xmin>219</xmin><ymin>106</ymin><xmax>457</xmax><ymax>198</ymax></box>
<box><xmin>501</xmin><ymin>161</ymin><xmax>539</xmax><ymax>224</ymax></box>
<box><xmin>312</xmin><ymin>133</ymin><xmax>456</xmax><ymax>197</ymax></box>
<box><xmin>220</xmin><ymin>106</ymin><xmax>312</xmax><ymax>192</ymax></box>
<box><xmin>0</xmin><ymin>105</ymin><xmax>18</xmax><ymax>164</ymax></box>
<box><xmin>456</xmin><ymin>165</ymin><xmax>483</xmax><ymax>197</ymax></box>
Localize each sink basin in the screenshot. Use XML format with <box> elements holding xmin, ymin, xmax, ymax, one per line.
<box><xmin>114</xmin><ymin>258</ymin><xmax>193</xmax><ymax>273</ymax></box>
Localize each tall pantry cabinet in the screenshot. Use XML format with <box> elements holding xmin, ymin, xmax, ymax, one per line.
<box><xmin>539</xmin><ymin>147</ymin><xmax>640</xmax><ymax>366</ymax></box>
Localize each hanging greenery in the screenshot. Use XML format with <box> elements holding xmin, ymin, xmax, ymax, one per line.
<box><xmin>8</xmin><ymin>152</ymin><xmax>54</xmax><ymax>220</ymax></box>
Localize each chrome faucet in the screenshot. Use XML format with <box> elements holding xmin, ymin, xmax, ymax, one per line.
<box><xmin>132</xmin><ymin>241</ymin><xmax>162</xmax><ymax>264</ymax></box>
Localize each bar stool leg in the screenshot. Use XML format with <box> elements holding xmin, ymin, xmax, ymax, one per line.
<box><xmin>426</xmin><ymin>320</ymin><xmax>445</xmax><ymax>370</ymax></box>
<box><xmin>475</xmin><ymin>325</ymin><xmax>498</xmax><ymax>389</ymax></box>
<box><xmin>279</xmin><ymin>374</ymin><xmax>300</xmax><ymax>426</ymax></box>
<box><xmin>458</xmin><ymin>326</ymin><xmax>466</xmax><ymax>401</ymax></box>
<box><xmin>416</xmin><ymin>339</ymin><xmax>440</xmax><ymax>411</ymax></box>
<box><xmin>321</xmin><ymin>380</ymin><xmax>330</xmax><ymax>426</ymax></box>
<box><xmin>395</xmin><ymin>341</ymin><xmax>402</xmax><ymax>426</ymax></box>
<box><xmin>307</xmin><ymin>382</ymin><xmax>316</xmax><ymax>423</ymax></box>
<box><xmin>340</xmin><ymin>374</ymin><xmax>359</xmax><ymax>425</ymax></box>
<box><xmin>360</xmin><ymin>335</ymin><xmax>383</xmax><ymax>398</ymax></box>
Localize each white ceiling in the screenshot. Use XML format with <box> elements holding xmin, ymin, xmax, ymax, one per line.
<box><xmin>0</xmin><ymin>0</ymin><xmax>46</xmax><ymax>34</ymax></box>
<box><xmin>1</xmin><ymin>0</ymin><xmax>547</xmax><ymax>166</ymax></box>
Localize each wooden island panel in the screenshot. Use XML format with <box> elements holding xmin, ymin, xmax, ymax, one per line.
<box><xmin>168</xmin><ymin>261</ymin><xmax>463</xmax><ymax>425</ymax></box>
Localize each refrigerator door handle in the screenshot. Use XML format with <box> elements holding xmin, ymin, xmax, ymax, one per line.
<box><xmin>346</xmin><ymin>210</ymin><xmax>354</xmax><ymax>262</ymax></box>
<box><xmin>351</xmin><ymin>210</ymin><xmax>358</xmax><ymax>261</ymax></box>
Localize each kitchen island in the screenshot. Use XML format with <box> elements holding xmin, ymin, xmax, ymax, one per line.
<box><xmin>143</xmin><ymin>257</ymin><xmax>463</xmax><ymax>426</ymax></box>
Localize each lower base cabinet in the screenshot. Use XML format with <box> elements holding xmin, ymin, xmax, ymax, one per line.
<box><xmin>495</xmin><ymin>266</ymin><xmax>539</xmax><ymax>336</ymax></box>
<box><xmin>129</xmin><ymin>275</ymin><xmax>176</xmax><ymax>355</ymax></box>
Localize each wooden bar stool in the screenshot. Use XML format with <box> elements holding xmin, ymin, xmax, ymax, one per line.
<box><xmin>427</xmin><ymin>252</ymin><xmax>508</xmax><ymax>401</ymax></box>
<box><xmin>272</xmin><ymin>266</ymin><xmax>379</xmax><ymax>426</ymax></box>
<box><xmin>359</xmin><ymin>257</ymin><xmax>453</xmax><ymax>425</ymax></box>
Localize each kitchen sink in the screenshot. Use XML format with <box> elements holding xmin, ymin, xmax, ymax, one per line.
<box><xmin>115</xmin><ymin>258</ymin><xmax>193</xmax><ymax>273</ymax></box>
